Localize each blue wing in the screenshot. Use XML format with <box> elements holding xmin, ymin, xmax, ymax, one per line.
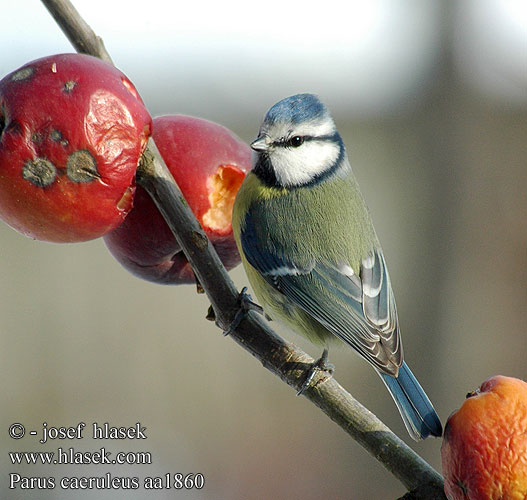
<box><xmin>241</xmin><ymin>210</ymin><xmax>402</xmax><ymax>375</ymax></box>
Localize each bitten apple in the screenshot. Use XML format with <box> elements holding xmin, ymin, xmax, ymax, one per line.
<box><xmin>0</xmin><ymin>53</ymin><xmax>152</xmax><ymax>242</ymax></box>
<box><xmin>441</xmin><ymin>375</ymin><xmax>527</xmax><ymax>500</ymax></box>
<box><xmin>104</xmin><ymin>115</ymin><xmax>250</xmax><ymax>284</ymax></box>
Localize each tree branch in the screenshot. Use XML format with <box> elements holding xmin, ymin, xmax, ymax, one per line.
<box><xmin>39</xmin><ymin>1</ymin><xmax>446</xmax><ymax>497</ymax></box>
<box><xmin>41</xmin><ymin>0</ymin><xmax>112</xmax><ymax>64</ymax></box>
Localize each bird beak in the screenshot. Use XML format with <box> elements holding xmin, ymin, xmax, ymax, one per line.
<box><xmin>251</xmin><ymin>136</ymin><xmax>269</xmax><ymax>152</ymax></box>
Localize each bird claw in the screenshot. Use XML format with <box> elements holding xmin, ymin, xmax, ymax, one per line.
<box><xmin>223</xmin><ymin>287</ymin><xmax>264</xmax><ymax>336</ymax></box>
<box><xmin>297</xmin><ymin>348</ymin><xmax>335</xmax><ymax>395</ymax></box>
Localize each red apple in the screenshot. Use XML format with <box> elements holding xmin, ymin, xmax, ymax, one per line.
<box><xmin>0</xmin><ymin>53</ymin><xmax>152</xmax><ymax>242</ymax></box>
<box><xmin>103</xmin><ymin>115</ymin><xmax>250</xmax><ymax>284</ymax></box>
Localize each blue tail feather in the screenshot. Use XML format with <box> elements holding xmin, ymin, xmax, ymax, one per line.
<box><xmin>380</xmin><ymin>362</ymin><xmax>442</xmax><ymax>440</ymax></box>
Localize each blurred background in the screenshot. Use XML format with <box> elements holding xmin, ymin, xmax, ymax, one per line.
<box><xmin>0</xmin><ymin>0</ymin><xmax>525</xmax><ymax>498</ymax></box>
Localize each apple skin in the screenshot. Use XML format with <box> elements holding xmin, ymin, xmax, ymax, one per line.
<box><xmin>0</xmin><ymin>53</ymin><xmax>152</xmax><ymax>242</ymax></box>
<box><xmin>103</xmin><ymin>115</ymin><xmax>251</xmax><ymax>285</ymax></box>
<box><xmin>441</xmin><ymin>375</ymin><xmax>527</xmax><ymax>500</ymax></box>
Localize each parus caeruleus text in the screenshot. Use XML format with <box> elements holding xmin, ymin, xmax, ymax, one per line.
<box><xmin>232</xmin><ymin>94</ymin><xmax>442</xmax><ymax>440</ymax></box>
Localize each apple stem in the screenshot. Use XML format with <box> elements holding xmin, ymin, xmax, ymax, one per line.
<box><xmin>40</xmin><ymin>0</ymin><xmax>446</xmax><ymax>496</ymax></box>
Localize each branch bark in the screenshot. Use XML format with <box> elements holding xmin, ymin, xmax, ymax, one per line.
<box><xmin>39</xmin><ymin>1</ymin><xmax>446</xmax><ymax>497</ymax></box>
<box><xmin>41</xmin><ymin>0</ymin><xmax>112</xmax><ymax>64</ymax></box>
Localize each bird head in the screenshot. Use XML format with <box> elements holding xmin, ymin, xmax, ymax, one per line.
<box><xmin>251</xmin><ymin>94</ymin><xmax>345</xmax><ymax>189</ymax></box>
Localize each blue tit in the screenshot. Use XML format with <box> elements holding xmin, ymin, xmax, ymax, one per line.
<box><xmin>232</xmin><ymin>93</ymin><xmax>442</xmax><ymax>440</ymax></box>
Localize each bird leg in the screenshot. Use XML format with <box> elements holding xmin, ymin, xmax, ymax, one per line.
<box><xmin>297</xmin><ymin>348</ymin><xmax>335</xmax><ymax>395</ymax></box>
<box><xmin>223</xmin><ymin>287</ymin><xmax>264</xmax><ymax>336</ymax></box>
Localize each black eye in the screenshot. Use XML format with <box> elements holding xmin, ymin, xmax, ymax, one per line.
<box><xmin>288</xmin><ymin>136</ymin><xmax>304</xmax><ymax>148</ymax></box>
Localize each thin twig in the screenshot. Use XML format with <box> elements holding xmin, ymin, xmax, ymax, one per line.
<box><xmin>39</xmin><ymin>0</ymin><xmax>446</xmax><ymax>497</ymax></box>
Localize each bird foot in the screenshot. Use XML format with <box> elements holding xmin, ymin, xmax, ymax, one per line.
<box><xmin>223</xmin><ymin>287</ymin><xmax>264</xmax><ymax>336</ymax></box>
<box><xmin>297</xmin><ymin>348</ymin><xmax>335</xmax><ymax>395</ymax></box>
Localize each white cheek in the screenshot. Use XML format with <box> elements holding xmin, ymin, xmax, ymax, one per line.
<box><xmin>272</xmin><ymin>142</ymin><xmax>340</xmax><ymax>186</ymax></box>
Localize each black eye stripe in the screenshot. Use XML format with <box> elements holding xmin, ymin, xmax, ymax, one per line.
<box><xmin>272</xmin><ymin>137</ymin><xmax>304</xmax><ymax>147</ymax></box>
<box><xmin>273</xmin><ymin>133</ymin><xmax>339</xmax><ymax>148</ymax></box>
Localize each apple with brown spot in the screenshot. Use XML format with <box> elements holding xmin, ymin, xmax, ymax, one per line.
<box><xmin>0</xmin><ymin>53</ymin><xmax>152</xmax><ymax>242</ymax></box>
<box><xmin>104</xmin><ymin>115</ymin><xmax>250</xmax><ymax>284</ymax></box>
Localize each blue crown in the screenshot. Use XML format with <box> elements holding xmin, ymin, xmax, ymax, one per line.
<box><xmin>263</xmin><ymin>93</ymin><xmax>329</xmax><ymax>125</ymax></box>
